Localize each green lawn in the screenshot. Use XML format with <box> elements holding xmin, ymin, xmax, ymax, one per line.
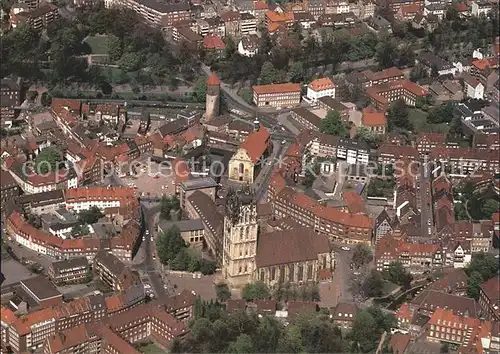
<box><xmin>408</xmin><ymin>108</ymin><xmax>449</xmax><ymax>133</ymax></box>
<box><xmin>139</xmin><ymin>343</ymin><xmax>167</xmax><ymax>354</ymax></box>
<box><xmin>84</xmin><ymin>35</ymin><xmax>109</xmax><ymax>55</ymax></box>
<box><xmin>382</xmin><ymin>281</ymin><xmax>399</xmax><ymax>296</ymax></box>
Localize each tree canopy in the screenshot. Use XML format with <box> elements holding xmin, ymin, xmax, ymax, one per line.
<box><xmin>320</xmin><ymin>110</ymin><xmax>349</xmax><ymax>137</ymax></box>
<box><xmin>242</xmin><ymin>281</ymin><xmax>271</xmax><ymax>301</ymax></box>
<box><xmin>34</xmin><ymin>147</ymin><xmax>62</xmax><ymax>174</ymax></box>
<box><xmin>387</xmin><ymin>99</ymin><xmax>412</xmax><ymax>132</ymax></box>
<box><xmin>352</xmin><ymin>244</ymin><xmax>373</xmax><ymax>269</ymax></box>
<box><xmin>383</xmin><ymin>261</ymin><xmax>413</xmax><ymax>290</ymax></box>
<box><xmin>78</xmin><ymin>206</ymin><xmax>104</xmax><ymax>224</ymax></box>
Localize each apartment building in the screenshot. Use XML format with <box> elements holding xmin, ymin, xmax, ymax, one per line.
<box><xmin>28</xmin><ymin>3</ymin><xmax>59</xmax><ymax>31</ymax></box>
<box><xmin>366</xmin><ymin>80</ymin><xmax>428</xmax><ymax>111</ymax></box>
<box><xmin>430</xmin><ymin>147</ymin><xmax>500</xmax><ymax>175</ymax></box>
<box><xmin>269</xmin><ymin>176</ymin><xmax>373</xmax><ymax>244</ymax></box>
<box><xmin>9</xmin><ymin>307</ymin><xmax>56</xmax><ymax>352</ymax></box>
<box><xmin>1</xmin><ymin>75</ymin><xmax>22</xmax><ymax>120</ymax></box>
<box><xmin>162</xmin><ymin>289</ymin><xmax>196</xmax><ymax>322</ymax></box>
<box><xmin>290</xmin><ymin>107</ymin><xmax>322</xmax><ymax>131</ymax></box>
<box><xmin>317</xmin><ymin>97</ymin><xmax>350</xmax><ymax>121</ymax></box>
<box><xmin>252</xmin><ymin>83</ymin><xmax>301</xmax><ymax>108</ymax></box>
<box><xmin>109</xmin><ymin>0</ymin><xmax>190</xmax><ymax>28</ymax></box>
<box><xmin>358</xmin><ymin>67</ymin><xmax>406</xmax><ymax>88</ymax></box>
<box><xmin>93</xmin><ymin>251</ymin><xmax>139</xmax><ymax>292</ymax></box>
<box><xmin>427</xmin><ymin>308</ymin><xmax>492</xmax><ymax>350</ymax></box>
<box><xmin>48</xmin><ymin>257</ymin><xmax>90</xmax><ymax>285</ymax></box>
<box><xmin>254</xmin><ymin>226</ymin><xmax>332</xmax><ymax>286</ymax></box>
<box><xmin>240</xmin><ymin>12</ymin><xmax>257</xmax><ymax>35</ymax></box>
<box><xmin>179</xmin><ymin>177</ymin><xmax>218</xmax><ymax>211</ymax></box>
<box><xmin>478</xmin><ymin>276</ymin><xmax>500</xmax><ymax>321</ymax></box>
<box><xmin>377</xmin><ymin>144</ymin><xmax>419</xmax><ymax>164</ymax></box>
<box><xmin>298</xmin><ymin>130</ymin><xmax>339</xmax><ymax>158</ymax></box>
<box><xmin>63</xmin><ymin>186</ymin><xmax>136</xmax><ymax>212</ymax></box>
<box><xmin>336</xmin><ymin>138</ymin><xmax>370</xmax><ymax>165</ymax></box>
<box><xmin>0</xmin><ymin>171</ymin><xmax>20</xmax><ymax>212</ymax></box>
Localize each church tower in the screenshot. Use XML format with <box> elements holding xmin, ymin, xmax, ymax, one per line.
<box><xmin>205</xmin><ymin>72</ymin><xmax>220</xmax><ymax>122</ymax></box>
<box><xmin>222</xmin><ymin>187</ymin><xmax>258</xmax><ymax>288</ymax></box>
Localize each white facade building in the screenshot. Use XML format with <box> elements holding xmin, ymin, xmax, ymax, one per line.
<box><xmin>306</xmin><ymin>77</ymin><xmax>336</xmax><ymax>104</ymax></box>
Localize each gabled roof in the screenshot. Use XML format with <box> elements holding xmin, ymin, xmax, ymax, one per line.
<box><xmin>239</xmin><ymin>126</ymin><xmax>270</xmax><ymax>163</ymax></box>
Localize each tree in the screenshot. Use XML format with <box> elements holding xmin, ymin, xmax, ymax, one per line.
<box><xmin>200</xmin><ymin>259</ymin><xmax>216</xmax><ymax>275</ymax></box>
<box><xmin>227</xmin><ymin>334</ymin><xmax>255</xmax><ymax>354</ymax></box>
<box><xmin>71</xmin><ymin>224</ymin><xmax>90</xmax><ymax>237</ymax></box>
<box><xmin>238</xmin><ymin>87</ymin><xmax>253</xmax><ymax>104</ymax></box>
<box><xmin>466</xmin><ymin>253</ymin><xmax>499</xmax><ymax>281</ymax></box>
<box><xmin>303</xmin><ymin>161</ymin><xmax>320</xmax><ymax>187</ymax></box>
<box><xmin>106</xmin><ymin>34</ymin><xmax>123</xmax><ymax>62</ymax></box>
<box><xmin>34</xmin><ymin>147</ymin><xmax>62</xmax><ymax>174</ymax></box>
<box><xmin>242</xmin><ymin>281</ymin><xmax>270</xmax><ymax>301</ymax></box>
<box><xmin>352</xmin><ymin>244</ymin><xmax>373</xmax><ymax>269</ymax></box>
<box><xmin>383</xmin><ymin>261</ymin><xmax>413</xmax><ymax>289</ymax></box>
<box><xmin>440</xmin><ymin>343</ymin><xmax>450</xmax><ymax>353</ymax></box>
<box><xmin>481</xmin><ymin>199</ymin><xmax>499</xmax><ymax>219</ymax></box>
<box><xmin>466</xmin><ymin>271</ymin><xmax>483</xmax><ymax>300</ymax></box>
<box><xmin>225</xmin><ymin>36</ymin><xmax>236</xmax><ymax>58</ymax></box>
<box><xmin>156</xmin><ymin>226</ymin><xmax>185</xmax><ymax>265</ymax></box>
<box><xmin>78</xmin><ymin>206</ymin><xmax>104</xmax><ymax>224</ymax></box>
<box><xmin>351</xmin><ymin>310</ymin><xmax>378</xmax><ymax>352</ymax></box>
<box><xmin>117</xmin><ymin>52</ymin><xmax>141</xmax><ymax>72</ymax></box>
<box><xmin>277</xmin><ymin>325</ymin><xmax>303</xmax><ymax>353</ymax></box>
<box><xmin>427</xmin><ymin>102</ymin><xmax>454</xmax><ymax>124</ymax></box>
<box><xmin>160</xmin><ymin>195</ymin><xmax>180</xmax><ymax>220</ymax></box>
<box><xmin>376</xmin><ymin>35</ymin><xmax>399</xmax><ymax>69</ymax></box>
<box><xmin>259</xmin><ymin>61</ymin><xmax>279</xmax><ymax>85</ymax></box>
<box><xmin>387</xmin><ymin>99</ymin><xmax>412</xmax><ymax>131</ymax></box>
<box><xmin>215</xmin><ymin>282</ymin><xmax>231</xmax><ymax>302</ymax></box>
<box><xmin>193</xmin><ymin>77</ymin><xmax>207</xmax><ymax>103</ymax></box>
<box><xmin>320</xmin><ymin>110</ymin><xmax>349</xmax><ymax>137</ymax></box>
<box><xmin>288</xmin><ymin>61</ymin><xmax>305</xmax><ymax>82</ymax></box>
<box><xmin>355</xmin><ymin>127</ymin><xmax>380</xmax><ymax>149</ymax></box>
<box><xmin>362</xmin><ymin>270</ymin><xmax>384</xmax><ymax>298</ymax></box>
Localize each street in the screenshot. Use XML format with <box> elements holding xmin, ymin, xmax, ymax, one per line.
<box><xmin>419</xmin><ymin>160</ymin><xmax>433</xmax><ymax>237</ymax></box>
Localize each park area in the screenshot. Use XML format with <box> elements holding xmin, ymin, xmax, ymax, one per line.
<box><xmin>408</xmin><ymin>108</ymin><xmax>449</xmax><ymax>134</ymax></box>
<box><xmin>137</xmin><ymin>342</ymin><xmax>167</xmax><ymax>354</ymax></box>
<box><xmin>84</xmin><ymin>35</ymin><xmax>109</xmax><ymax>55</ymax></box>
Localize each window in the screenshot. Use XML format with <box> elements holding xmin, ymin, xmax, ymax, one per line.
<box><xmin>298</xmin><ymin>265</ymin><xmax>304</xmax><ymax>281</ymax></box>
<box><xmin>271</xmin><ymin>267</ymin><xmax>276</xmax><ymax>280</ymax></box>
<box><xmin>307</xmin><ymin>264</ymin><xmax>313</xmax><ymax>280</ymax></box>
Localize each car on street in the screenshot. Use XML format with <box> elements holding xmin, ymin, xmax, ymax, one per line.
<box><xmin>342</xmin><ymin>246</ymin><xmax>350</xmax><ymax>251</ymax></box>
<box><xmin>281</xmin><ymin>140</ymin><xmax>286</xmax><ymax>144</ymax></box>
<box><xmin>427</xmin><ymin>219</ymin><xmax>431</xmax><ymax>226</ymax></box>
<box><xmin>144</xmin><ymin>284</ymin><xmax>151</xmax><ymax>289</ymax></box>
<box><xmin>151</xmin><ymin>236</ymin><xmax>154</xmax><ymax>242</ymax></box>
<box><xmin>146</xmin><ymin>230</ymin><xmax>150</xmax><ymax>235</ymax></box>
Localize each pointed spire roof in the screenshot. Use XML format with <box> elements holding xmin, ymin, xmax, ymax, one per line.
<box><xmin>207</xmin><ymin>73</ymin><xmax>220</xmax><ymax>86</ymax></box>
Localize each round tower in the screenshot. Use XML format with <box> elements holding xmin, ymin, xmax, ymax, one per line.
<box><xmin>205</xmin><ymin>72</ymin><xmax>220</xmax><ymax>122</ymax></box>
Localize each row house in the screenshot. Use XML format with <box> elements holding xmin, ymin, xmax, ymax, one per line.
<box><xmin>269</xmin><ymin>180</ymin><xmax>373</xmax><ymax>244</ymax></box>
<box><xmin>429</xmin><ymin>147</ymin><xmax>500</xmax><ymax>175</ymax></box>
<box><xmin>377</xmin><ymin>144</ymin><xmax>419</xmax><ymax>164</ymax></box>
<box><xmin>387</xmin><ymin>0</ymin><xmax>424</xmax><ymax>13</ymax></box>
<box><xmin>375</xmin><ymin>233</ymin><xmax>442</xmax><ymax>273</ymax></box>
<box><xmin>93</xmin><ymin>251</ymin><xmax>139</xmax><ymax>292</ymax></box>
<box><xmin>415</xmin><ymin>132</ymin><xmax>447</xmax><ymax>155</ymax></box>
<box><xmin>358</xmin><ymin>67</ymin><xmax>405</xmax><ymax>88</ymax></box>
<box><xmin>298</xmin><ymin>130</ymin><xmax>339</xmax><ymax>159</ymax></box>
<box><xmin>336</xmin><ymin>138</ymin><xmax>370</xmax><ymax>165</ymax></box>
<box><xmin>366</xmin><ymin>80</ymin><xmax>428</xmax><ymax>111</ymax></box>
<box><xmin>473</xmin><ymin>133</ymin><xmax>499</xmax><ymax>150</ymax></box>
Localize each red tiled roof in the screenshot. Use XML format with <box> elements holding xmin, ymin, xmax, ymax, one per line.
<box><xmin>253</xmin><ymin>83</ymin><xmax>301</xmax><ymax>95</ymax></box>
<box><xmin>480</xmin><ymin>276</ymin><xmax>500</xmax><ymax>305</ymax></box>
<box><xmin>308</xmin><ymin>77</ymin><xmax>335</xmax><ymax>91</ymax></box>
<box><xmin>207</xmin><ymin>72</ymin><xmax>220</xmax><ymax>86</ymax></box>
<box><xmin>362</xmin><ymin>107</ymin><xmax>387</xmax><ymax>126</ymax></box>
<box><xmin>172</xmin><ymin>157</ymin><xmax>190</xmax><ymax>183</ymax></box>
<box><xmin>389</xmin><ymin>334</ymin><xmax>412</xmax><ymax>354</ymax></box>
<box><xmin>456</xmin><ymin>2</ymin><xmax>468</xmax><ymax>11</ymax></box>
<box><xmin>364</xmin><ymin>67</ymin><xmax>405</xmax><ymax>82</ymax></box>
<box><xmin>1</xmin><ymin>307</ymin><xmax>17</xmax><ymax>325</ymax></box>
<box><xmin>203</xmin><ymin>35</ymin><xmax>226</xmax><ymax>50</ymax></box>
<box><xmin>239</xmin><ymin>126</ymin><xmax>270</xmax><ymax>163</ymax></box>
<box><xmin>64</xmin><ymin>187</ymin><xmax>136</xmax><ymax>202</ymax></box>
<box><xmin>343</xmin><ymin>191</ymin><xmax>366</xmax><ymax>214</ymax></box>
<box><xmin>254</xmin><ymin>0</ymin><xmax>269</xmax><ymax>10</ymax></box>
